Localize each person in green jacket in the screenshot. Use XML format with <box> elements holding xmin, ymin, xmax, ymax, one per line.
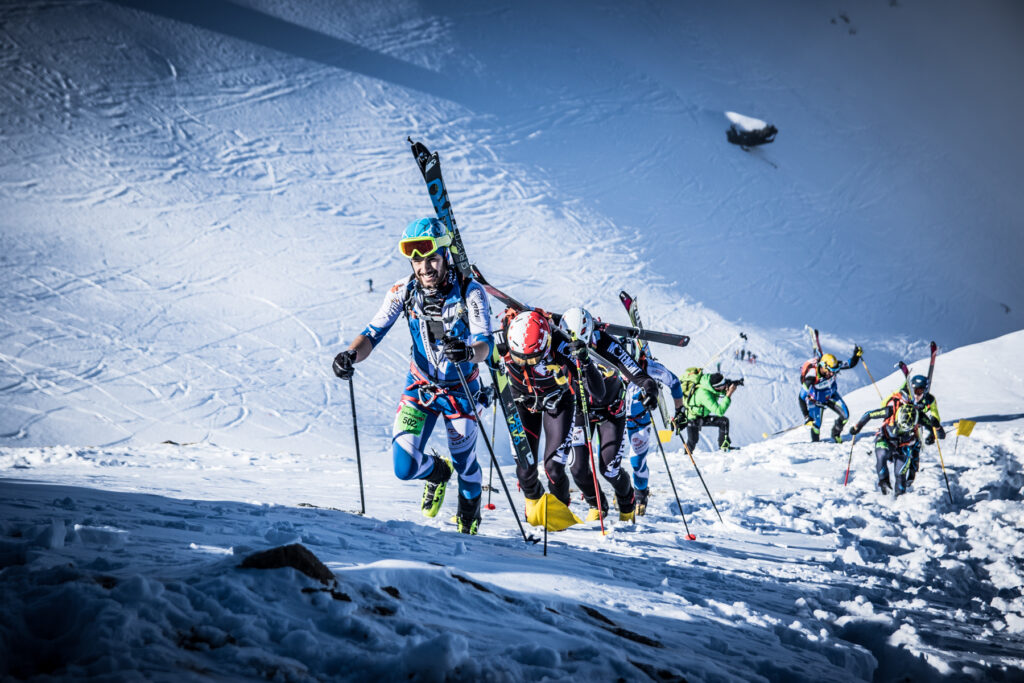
<box><xmin>680</xmin><ymin>372</ymin><xmax>739</xmax><ymax>452</ymax></box>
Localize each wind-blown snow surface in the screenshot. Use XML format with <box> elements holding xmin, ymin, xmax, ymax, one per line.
<box><xmin>2</xmin><ymin>333</ymin><xmax>1023</xmax><ymax>681</ymax></box>
<box><xmin>2</xmin><ymin>0</ymin><xmax>1024</xmax><ymax>679</ymax></box>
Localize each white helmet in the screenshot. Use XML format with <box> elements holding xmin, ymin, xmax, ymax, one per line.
<box><xmin>558</xmin><ymin>306</ymin><xmax>595</xmax><ymax>344</ymax></box>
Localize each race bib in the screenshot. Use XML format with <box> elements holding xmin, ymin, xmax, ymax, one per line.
<box><xmin>398</xmin><ymin>404</ymin><xmax>426</xmax><ymax>436</ymax></box>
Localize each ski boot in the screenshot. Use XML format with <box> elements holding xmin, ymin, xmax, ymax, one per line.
<box><xmin>456</xmin><ymin>494</ymin><xmax>481</xmax><ymax>535</ymax></box>
<box><xmin>877</xmin><ymin>478</ymin><xmax>891</xmax><ymax>496</ymax></box>
<box><xmin>584</xmin><ymin>492</ymin><xmax>609</xmax><ymax>522</ymax></box>
<box><xmin>719</xmin><ymin>437</ymin><xmax>733</xmax><ymax>452</ymax></box>
<box><xmin>616</xmin><ymin>489</ymin><xmax>637</xmax><ymax>523</ymax></box>
<box><xmin>635</xmin><ymin>488</ymin><xmax>650</xmax><ymax>517</ymax></box>
<box><xmin>421</xmin><ymin>455</ymin><xmax>453</xmax><ymax>518</ymax></box>
<box><xmin>832</xmin><ymin>422</ymin><xmax>846</xmax><ymax>444</ymax></box>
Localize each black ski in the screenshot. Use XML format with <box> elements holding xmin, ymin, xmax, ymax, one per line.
<box><xmin>408</xmin><ymin>138</ymin><xmax>535</xmax><ymax>471</ymax></box>
<box><xmin>925</xmin><ymin>341</ymin><xmax>938</xmax><ymax>394</ymax></box>
<box><xmin>472</xmin><ymin>266</ymin><xmax>690</xmax><ymax>348</ymax></box>
<box><xmin>619</xmin><ymin>290</ymin><xmax>672</xmax><ymax>429</ymax></box>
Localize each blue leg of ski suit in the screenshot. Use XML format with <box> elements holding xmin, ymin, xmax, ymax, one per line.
<box><xmin>625</xmin><ymin>398</ymin><xmax>651</xmax><ymax>491</ymax></box>
<box><xmin>391</xmin><ymin>372</ymin><xmax>483</xmax><ymax>500</ymax></box>
<box><xmin>806</xmin><ymin>397</ymin><xmax>850</xmax><ymax>442</ymax></box>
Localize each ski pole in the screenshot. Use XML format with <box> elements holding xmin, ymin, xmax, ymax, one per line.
<box><xmin>571</xmin><ymin>344</ymin><xmax>606</xmax><ymax>535</ymax></box>
<box><xmin>451</xmin><ymin>360</ymin><xmax>538</xmax><ymax>545</ymax></box>
<box><xmin>485</xmin><ymin>390</ymin><xmax>497</xmax><ymax>510</ymax></box>
<box><xmin>348</xmin><ymin>377</ymin><xmax>366</xmax><ymax>515</ymax></box>
<box><xmin>933</xmin><ymin>426</ymin><xmax>953</xmax><ymax>504</ymax></box>
<box><xmin>649</xmin><ymin>410</ymin><xmax>695</xmax><ymax>539</ymax></box>
<box><xmin>702</xmin><ymin>333</ymin><xmax>744</xmax><ymax>372</ymax></box>
<box><xmin>844</xmin><ymin>434</ymin><xmax>856</xmax><ymax>486</ymax></box>
<box><xmin>859</xmin><ymin>357</ymin><xmax>884</xmax><ymax>402</ymax></box>
<box><xmin>762</xmin><ymin>423</ymin><xmax>805</xmax><ymax>439</ymax></box>
<box><xmin>543</xmin><ymin>494</ymin><xmax>548</xmax><ymax>557</ymax></box>
<box><xmin>676</xmin><ymin>433</ymin><xmax>723</xmax><ymax>523</ymax></box>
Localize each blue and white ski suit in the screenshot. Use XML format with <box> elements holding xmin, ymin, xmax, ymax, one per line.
<box><xmin>799</xmin><ymin>361</ymin><xmax>854</xmax><ymax>441</ymax></box>
<box><xmin>361</xmin><ymin>271</ymin><xmax>492</xmax><ymax>501</ymax></box>
<box><xmin>624</xmin><ymin>360</ymin><xmax>682</xmax><ymax>491</ymax></box>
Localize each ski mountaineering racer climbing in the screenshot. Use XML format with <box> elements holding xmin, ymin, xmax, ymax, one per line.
<box><xmin>332</xmin><ymin>217</ymin><xmax>491</xmax><ymax>534</ymax></box>
<box><xmin>799</xmin><ymin>346</ymin><xmax>862</xmax><ymax>443</ymax></box>
<box><xmin>849</xmin><ymin>393</ymin><xmax>945</xmax><ymax>496</ymax></box>
<box><xmin>621</xmin><ymin>339</ymin><xmax>685</xmax><ymax>515</ymax></box>
<box><xmin>499</xmin><ymin>307</ymin><xmax>660</xmax><ymax>525</ymax></box>
<box><xmin>560</xmin><ymin>307</ymin><xmax>660</xmax><ymax>522</ymax></box>
<box><xmin>675</xmin><ymin>370</ymin><xmax>739</xmax><ymax>452</ymax></box>
<box><xmin>886</xmin><ymin>375</ymin><xmax>944</xmax><ymax>444</ymax></box>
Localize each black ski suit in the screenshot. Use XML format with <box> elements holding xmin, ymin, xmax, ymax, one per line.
<box><xmin>500</xmin><ymin>322</ymin><xmax>655</xmax><ymax>514</ymax></box>
<box><xmin>851</xmin><ymin>401</ymin><xmax>944</xmax><ymax>495</ymax></box>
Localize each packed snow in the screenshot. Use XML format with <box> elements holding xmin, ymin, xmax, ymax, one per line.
<box><xmin>2</xmin><ymin>0</ymin><xmax>1023</xmax><ymax>680</ymax></box>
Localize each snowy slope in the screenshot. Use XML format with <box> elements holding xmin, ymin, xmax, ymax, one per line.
<box><xmin>2</xmin><ymin>329</ymin><xmax>1023</xmax><ymax>681</ymax></box>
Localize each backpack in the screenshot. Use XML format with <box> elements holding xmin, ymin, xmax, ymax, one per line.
<box><xmin>800</xmin><ymin>358</ymin><xmax>818</xmax><ymax>385</ymax></box>
<box><xmin>680</xmin><ymin>367</ymin><xmax>703</xmax><ymax>403</ymax></box>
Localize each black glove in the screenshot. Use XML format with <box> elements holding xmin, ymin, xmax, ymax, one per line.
<box><xmin>568</xmin><ymin>339</ymin><xmax>589</xmax><ymax>363</ymax></box>
<box><xmin>924</xmin><ymin>432</ymin><xmax>935</xmax><ymax>445</ymax></box>
<box><xmin>443</xmin><ymin>338</ymin><xmax>473</xmax><ymax>363</ymax></box>
<box><xmin>332</xmin><ymin>350</ymin><xmax>356</xmax><ymax>380</ymax></box>
<box><xmin>936</xmin><ymin>426</ymin><xmax>946</xmax><ymax>440</ymax></box>
<box><xmin>638</xmin><ymin>378</ymin><xmax>659</xmax><ymax>411</ymax></box>
<box><xmin>848</xmin><ymin>424</ymin><xmax>860</xmax><ymax>436</ymax></box>
<box><xmin>670</xmin><ymin>406</ymin><xmax>688</xmax><ymax>433</ymax></box>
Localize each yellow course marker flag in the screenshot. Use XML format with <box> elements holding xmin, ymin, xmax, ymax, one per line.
<box><xmin>659</xmin><ymin>429</ymin><xmax>674</xmax><ymax>444</ymax></box>
<box><xmin>957</xmin><ymin>420</ymin><xmax>976</xmax><ymax>437</ymax></box>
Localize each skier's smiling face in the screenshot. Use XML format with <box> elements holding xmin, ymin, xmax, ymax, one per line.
<box><xmin>411</xmin><ymin>253</ymin><xmax>446</xmax><ymax>288</ymax></box>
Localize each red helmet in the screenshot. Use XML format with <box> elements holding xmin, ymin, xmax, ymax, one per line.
<box><xmin>507</xmin><ymin>311</ymin><xmax>551</xmax><ymax>365</ymax></box>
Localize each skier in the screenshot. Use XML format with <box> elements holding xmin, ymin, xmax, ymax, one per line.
<box><xmin>621</xmin><ymin>339</ymin><xmax>685</xmax><ymax>516</ymax></box>
<box><xmin>332</xmin><ymin>217</ymin><xmax>491</xmax><ymax>534</ymax></box>
<box><xmin>675</xmin><ymin>370</ymin><xmax>739</xmax><ymax>452</ymax></box>
<box><xmin>886</xmin><ymin>375</ymin><xmax>943</xmax><ymax>444</ymax></box>
<box><xmin>849</xmin><ymin>395</ymin><xmax>945</xmax><ymax>496</ymax></box>
<box><xmin>799</xmin><ymin>347</ymin><xmax>862</xmax><ymax>443</ymax></box>
<box><xmin>561</xmin><ymin>307</ymin><xmax>660</xmax><ymax>522</ymax></box>
<box><xmin>500</xmin><ymin>307</ymin><xmax>659</xmax><ymax>524</ymax></box>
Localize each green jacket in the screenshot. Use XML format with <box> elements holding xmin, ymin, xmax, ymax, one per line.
<box><xmin>686</xmin><ymin>375</ymin><xmax>731</xmax><ymax>418</ymax></box>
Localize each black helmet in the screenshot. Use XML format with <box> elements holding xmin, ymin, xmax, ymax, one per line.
<box><xmin>708</xmin><ymin>372</ymin><xmax>726</xmax><ymax>389</ymax></box>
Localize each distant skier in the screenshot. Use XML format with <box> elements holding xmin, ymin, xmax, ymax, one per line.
<box><xmin>849</xmin><ymin>396</ymin><xmax>945</xmax><ymax>496</ymax></box>
<box><xmin>799</xmin><ymin>347</ymin><xmax>862</xmax><ymax>443</ymax></box>
<box><xmin>675</xmin><ymin>370</ymin><xmax>740</xmax><ymax>452</ymax></box>
<box><xmin>621</xmin><ymin>339</ymin><xmax>685</xmax><ymax>515</ymax></box>
<box><xmin>332</xmin><ymin>217</ymin><xmax>491</xmax><ymax>534</ymax></box>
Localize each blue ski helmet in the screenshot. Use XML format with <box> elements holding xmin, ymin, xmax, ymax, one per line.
<box><xmin>910</xmin><ymin>375</ymin><xmax>927</xmax><ymax>397</ymax></box>
<box><xmin>399</xmin><ymin>217</ymin><xmax>451</xmax><ymax>260</ymax></box>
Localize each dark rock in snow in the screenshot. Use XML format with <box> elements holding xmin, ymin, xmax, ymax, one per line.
<box><xmin>238</xmin><ymin>543</ymin><xmax>335</xmax><ymax>584</ymax></box>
